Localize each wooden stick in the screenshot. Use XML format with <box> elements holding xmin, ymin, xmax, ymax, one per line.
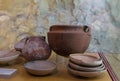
<box><xmin>98</xmin><ymin>52</ymin><xmax>119</xmax><ymax>81</ymax></box>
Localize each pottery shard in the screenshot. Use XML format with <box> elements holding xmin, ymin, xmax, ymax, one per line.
<box><xmin>14</xmin><ymin>36</ymin><xmax>51</xmax><ymax>61</ymax></box>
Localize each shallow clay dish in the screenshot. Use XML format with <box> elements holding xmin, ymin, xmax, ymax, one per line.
<box><xmin>69</xmin><ymin>54</ymin><xmax>102</xmax><ymax>66</ymax></box>
<box><xmin>0</xmin><ymin>50</ymin><xmax>20</xmax><ymax>64</ymax></box>
<box><xmin>69</xmin><ymin>61</ymin><xmax>105</xmax><ymax>72</ymax></box>
<box><xmin>24</xmin><ymin>60</ymin><xmax>56</xmax><ymax>75</ymax></box>
<box><xmin>67</xmin><ymin>65</ymin><xmax>106</xmax><ymax>78</ymax></box>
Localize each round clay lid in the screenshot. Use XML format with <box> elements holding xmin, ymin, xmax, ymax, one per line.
<box><xmin>69</xmin><ymin>54</ymin><xmax>102</xmax><ymax>66</ymax></box>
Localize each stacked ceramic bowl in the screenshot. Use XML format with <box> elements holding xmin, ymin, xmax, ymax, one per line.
<box><xmin>68</xmin><ymin>54</ymin><xmax>106</xmax><ymax>78</ymax></box>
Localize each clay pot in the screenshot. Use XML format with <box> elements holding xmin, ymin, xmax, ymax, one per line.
<box><xmin>24</xmin><ymin>60</ymin><xmax>56</xmax><ymax>75</ymax></box>
<box><xmin>14</xmin><ymin>36</ymin><xmax>51</xmax><ymax>61</ymax></box>
<box><xmin>47</xmin><ymin>25</ymin><xmax>91</xmax><ymax>57</ymax></box>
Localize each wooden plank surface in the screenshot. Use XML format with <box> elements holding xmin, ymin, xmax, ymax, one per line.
<box><xmin>0</xmin><ymin>52</ymin><xmax>113</xmax><ymax>81</ymax></box>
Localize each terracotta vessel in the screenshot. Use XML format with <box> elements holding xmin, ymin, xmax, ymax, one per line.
<box><xmin>0</xmin><ymin>49</ymin><xmax>20</xmax><ymax>65</ymax></box>
<box><xmin>24</xmin><ymin>60</ymin><xmax>56</xmax><ymax>75</ymax></box>
<box><xmin>67</xmin><ymin>65</ymin><xmax>106</xmax><ymax>78</ymax></box>
<box><xmin>14</xmin><ymin>36</ymin><xmax>51</xmax><ymax>61</ymax></box>
<box><xmin>47</xmin><ymin>25</ymin><xmax>91</xmax><ymax>57</ymax></box>
<box><xmin>69</xmin><ymin>54</ymin><xmax>102</xmax><ymax>66</ymax></box>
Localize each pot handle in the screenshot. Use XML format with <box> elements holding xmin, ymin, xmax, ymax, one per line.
<box><xmin>83</xmin><ymin>25</ymin><xmax>89</xmax><ymax>32</ymax></box>
<box><xmin>83</xmin><ymin>25</ymin><xmax>91</xmax><ymax>35</ymax></box>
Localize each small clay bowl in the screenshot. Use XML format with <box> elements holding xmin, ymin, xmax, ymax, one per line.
<box><xmin>67</xmin><ymin>65</ymin><xmax>106</xmax><ymax>78</ymax></box>
<box><xmin>69</xmin><ymin>61</ymin><xmax>105</xmax><ymax>72</ymax></box>
<box><xmin>24</xmin><ymin>60</ymin><xmax>57</xmax><ymax>76</ymax></box>
<box><xmin>69</xmin><ymin>54</ymin><xmax>102</xmax><ymax>67</ymax></box>
<box><xmin>0</xmin><ymin>49</ymin><xmax>20</xmax><ymax>65</ymax></box>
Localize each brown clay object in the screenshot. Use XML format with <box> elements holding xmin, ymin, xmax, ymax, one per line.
<box><xmin>68</xmin><ymin>61</ymin><xmax>105</xmax><ymax>72</ymax></box>
<box><xmin>0</xmin><ymin>49</ymin><xmax>20</xmax><ymax>64</ymax></box>
<box><xmin>69</xmin><ymin>54</ymin><xmax>102</xmax><ymax>66</ymax></box>
<box><xmin>67</xmin><ymin>65</ymin><xmax>106</xmax><ymax>78</ymax></box>
<box><xmin>24</xmin><ymin>60</ymin><xmax>56</xmax><ymax>75</ymax></box>
<box><xmin>47</xmin><ymin>25</ymin><xmax>91</xmax><ymax>57</ymax></box>
<box><xmin>14</xmin><ymin>36</ymin><xmax>51</xmax><ymax>61</ymax></box>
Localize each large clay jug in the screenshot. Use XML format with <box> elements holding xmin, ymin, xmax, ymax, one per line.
<box><xmin>47</xmin><ymin>25</ymin><xmax>91</xmax><ymax>57</ymax></box>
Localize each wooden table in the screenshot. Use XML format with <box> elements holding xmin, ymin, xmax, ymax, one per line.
<box><xmin>0</xmin><ymin>52</ymin><xmax>118</xmax><ymax>81</ymax></box>
<box><xmin>104</xmin><ymin>53</ymin><xmax>120</xmax><ymax>81</ymax></box>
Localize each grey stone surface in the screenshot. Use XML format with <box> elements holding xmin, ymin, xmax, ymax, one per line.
<box><xmin>36</xmin><ymin>0</ymin><xmax>120</xmax><ymax>53</ymax></box>
<box><xmin>0</xmin><ymin>0</ymin><xmax>120</xmax><ymax>53</ymax></box>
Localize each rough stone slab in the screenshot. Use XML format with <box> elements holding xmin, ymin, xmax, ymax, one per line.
<box><xmin>0</xmin><ymin>68</ymin><xmax>17</xmax><ymax>78</ymax></box>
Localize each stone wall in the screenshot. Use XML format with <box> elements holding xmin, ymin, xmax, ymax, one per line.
<box><xmin>0</xmin><ymin>0</ymin><xmax>120</xmax><ymax>53</ymax></box>
<box><xmin>36</xmin><ymin>0</ymin><xmax>120</xmax><ymax>53</ymax></box>
<box><xmin>0</xmin><ymin>0</ymin><xmax>38</xmax><ymax>49</ymax></box>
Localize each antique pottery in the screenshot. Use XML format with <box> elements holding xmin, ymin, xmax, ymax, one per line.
<box><xmin>47</xmin><ymin>25</ymin><xmax>91</xmax><ymax>57</ymax></box>
<box><xmin>69</xmin><ymin>54</ymin><xmax>102</xmax><ymax>66</ymax></box>
<box><xmin>14</xmin><ymin>36</ymin><xmax>51</xmax><ymax>61</ymax></box>
<box><xmin>24</xmin><ymin>60</ymin><xmax>56</xmax><ymax>75</ymax></box>
<box><xmin>67</xmin><ymin>65</ymin><xmax>106</xmax><ymax>78</ymax></box>
<box><xmin>0</xmin><ymin>49</ymin><xmax>20</xmax><ymax>65</ymax></box>
<box><xmin>69</xmin><ymin>61</ymin><xmax>105</xmax><ymax>72</ymax></box>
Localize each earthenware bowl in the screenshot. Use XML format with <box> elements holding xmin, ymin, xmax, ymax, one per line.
<box><xmin>69</xmin><ymin>61</ymin><xmax>105</xmax><ymax>72</ymax></box>
<box><xmin>69</xmin><ymin>54</ymin><xmax>102</xmax><ymax>66</ymax></box>
<box><xmin>0</xmin><ymin>49</ymin><xmax>20</xmax><ymax>65</ymax></box>
<box><xmin>67</xmin><ymin>65</ymin><xmax>106</xmax><ymax>78</ymax></box>
<box><xmin>24</xmin><ymin>60</ymin><xmax>57</xmax><ymax>76</ymax></box>
<box><xmin>47</xmin><ymin>25</ymin><xmax>91</xmax><ymax>57</ymax></box>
